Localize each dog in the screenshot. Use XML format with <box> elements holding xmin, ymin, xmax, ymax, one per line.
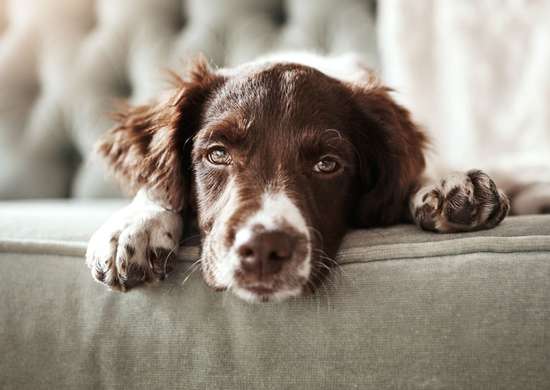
<box><xmin>86</xmin><ymin>53</ymin><xmax>511</xmax><ymax>302</ymax></box>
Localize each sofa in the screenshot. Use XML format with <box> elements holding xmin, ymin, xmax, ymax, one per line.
<box><xmin>1</xmin><ymin>1</ymin><xmax>549</xmax><ymax>389</ymax></box>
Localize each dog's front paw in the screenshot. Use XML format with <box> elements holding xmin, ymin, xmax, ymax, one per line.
<box><xmin>86</xmin><ymin>204</ymin><xmax>182</xmax><ymax>291</ymax></box>
<box><xmin>411</xmin><ymin>170</ymin><xmax>510</xmax><ymax>233</ymax></box>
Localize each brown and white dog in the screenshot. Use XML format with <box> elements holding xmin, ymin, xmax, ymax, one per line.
<box><xmin>86</xmin><ymin>53</ymin><xmax>510</xmax><ymax>302</ymax></box>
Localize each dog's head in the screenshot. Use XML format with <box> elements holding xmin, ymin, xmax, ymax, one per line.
<box><xmin>98</xmin><ymin>56</ymin><xmax>426</xmax><ymax>302</ymax></box>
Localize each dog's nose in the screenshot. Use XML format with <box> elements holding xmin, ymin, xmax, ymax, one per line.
<box><xmin>237</xmin><ymin>230</ymin><xmax>296</xmax><ymax>275</ymax></box>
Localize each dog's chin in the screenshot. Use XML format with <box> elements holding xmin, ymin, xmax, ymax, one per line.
<box><xmin>201</xmin><ymin>244</ymin><xmax>312</xmax><ymax>303</ymax></box>
<box><xmin>232</xmin><ymin>284</ymin><xmax>304</xmax><ymax>303</ymax></box>
<box><xmin>200</xmin><ymin>261</ymin><xmax>307</xmax><ymax>303</ymax></box>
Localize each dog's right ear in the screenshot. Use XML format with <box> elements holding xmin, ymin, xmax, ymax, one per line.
<box><xmin>346</xmin><ymin>78</ymin><xmax>428</xmax><ymax>227</ymax></box>
<box><xmin>97</xmin><ymin>56</ymin><xmax>223</xmax><ymax>212</ymax></box>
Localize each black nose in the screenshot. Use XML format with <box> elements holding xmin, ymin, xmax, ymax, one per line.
<box><xmin>237</xmin><ymin>230</ymin><xmax>296</xmax><ymax>276</ymax></box>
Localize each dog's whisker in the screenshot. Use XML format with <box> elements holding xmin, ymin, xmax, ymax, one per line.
<box><xmin>179</xmin><ymin>234</ymin><xmax>201</xmax><ymax>245</ymax></box>
<box><xmin>306</xmin><ymin>225</ymin><xmax>324</xmax><ymax>246</ymax></box>
<box><xmin>316</xmin><ymin>277</ymin><xmax>332</xmax><ymax>312</ymax></box>
<box><xmin>304</xmin><ymin>278</ymin><xmax>324</xmax><ymax>315</ymax></box>
<box><xmin>312</xmin><ymin>248</ymin><xmax>351</xmax><ymax>288</ymax></box>
<box><xmin>321</xmin><ymin>259</ymin><xmax>350</xmax><ymax>286</ymax></box>
<box><xmin>162</xmin><ymin>245</ymin><xmax>178</xmax><ymax>276</ymax></box>
<box><xmin>181</xmin><ymin>258</ymin><xmax>202</xmax><ymax>287</ymax></box>
<box><xmin>221</xmin><ymin>281</ymin><xmax>235</xmax><ymax>308</ymax></box>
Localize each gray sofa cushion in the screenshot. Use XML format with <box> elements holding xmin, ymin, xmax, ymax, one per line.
<box><xmin>1</xmin><ymin>201</ymin><xmax>549</xmax><ymax>389</ymax></box>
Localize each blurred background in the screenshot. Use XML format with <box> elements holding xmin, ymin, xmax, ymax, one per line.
<box><xmin>0</xmin><ymin>0</ymin><xmax>548</xmax><ymax>201</ymax></box>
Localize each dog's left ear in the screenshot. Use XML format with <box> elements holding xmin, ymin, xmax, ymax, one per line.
<box><xmin>97</xmin><ymin>56</ymin><xmax>222</xmax><ymax>211</ymax></box>
<box><xmin>347</xmin><ymin>79</ymin><xmax>428</xmax><ymax>227</ymax></box>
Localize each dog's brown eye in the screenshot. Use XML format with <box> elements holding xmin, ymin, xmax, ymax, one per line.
<box><xmin>207</xmin><ymin>147</ymin><xmax>232</xmax><ymax>165</ymax></box>
<box><xmin>313</xmin><ymin>156</ymin><xmax>340</xmax><ymax>174</ymax></box>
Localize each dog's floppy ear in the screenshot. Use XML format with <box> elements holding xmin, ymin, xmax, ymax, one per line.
<box><xmin>97</xmin><ymin>56</ymin><xmax>221</xmax><ymax>211</ymax></box>
<box><xmin>348</xmin><ymin>78</ymin><xmax>428</xmax><ymax>227</ymax></box>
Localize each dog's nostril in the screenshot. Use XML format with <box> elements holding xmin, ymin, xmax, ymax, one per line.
<box><xmin>238</xmin><ymin>246</ymin><xmax>255</xmax><ymax>258</ymax></box>
<box><xmin>268</xmin><ymin>247</ymin><xmax>291</xmax><ymax>262</ymax></box>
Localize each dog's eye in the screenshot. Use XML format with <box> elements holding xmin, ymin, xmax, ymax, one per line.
<box><xmin>207</xmin><ymin>147</ymin><xmax>232</xmax><ymax>165</ymax></box>
<box><xmin>313</xmin><ymin>156</ymin><xmax>340</xmax><ymax>174</ymax></box>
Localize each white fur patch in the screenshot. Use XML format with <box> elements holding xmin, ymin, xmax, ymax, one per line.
<box><xmin>232</xmin><ymin>285</ymin><xmax>302</xmax><ymax>303</ymax></box>
<box><xmin>235</xmin><ymin>191</ymin><xmax>311</xmax><ymax>299</ymax></box>
<box><xmin>207</xmin><ymin>178</ymin><xmax>242</xmax><ymax>287</ymax></box>
<box><xmin>248</xmin><ymin>192</ymin><xmax>308</xmax><ymax>235</ymax></box>
<box><xmin>208</xmin><ymin>189</ymin><xmax>311</xmax><ymax>301</ymax></box>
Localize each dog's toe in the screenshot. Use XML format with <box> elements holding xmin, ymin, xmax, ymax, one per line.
<box><xmin>86</xmin><ymin>208</ymin><xmax>182</xmax><ymax>291</ymax></box>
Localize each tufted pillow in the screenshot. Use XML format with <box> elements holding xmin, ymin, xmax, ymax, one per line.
<box><xmin>0</xmin><ymin>0</ymin><xmax>378</xmax><ymax>199</ymax></box>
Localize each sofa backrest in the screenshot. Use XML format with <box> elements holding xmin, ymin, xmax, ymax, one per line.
<box><xmin>0</xmin><ymin>0</ymin><xmax>378</xmax><ymax>199</ymax></box>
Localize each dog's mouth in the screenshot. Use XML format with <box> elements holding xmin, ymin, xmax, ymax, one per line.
<box><xmin>245</xmin><ymin>285</ymin><xmax>275</xmax><ymax>295</ymax></box>
<box><xmin>239</xmin><ymin>284</ymin><xmax>277</xmax><ymax>303</ymax></box>
<box><xmin>200</xmin><ymin>244</ymin><xmax>311</xmax><ymax>302</ymax></box>
<box><xmin>232</xmin><ymin>281</ymin><xmax>304</xmax><ymax>303</ymax></box>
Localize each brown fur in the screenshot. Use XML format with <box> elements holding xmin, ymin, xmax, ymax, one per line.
<box><xmin>97</xmin><ymin>56</ymin><xmax>223</xmax><ymax>211</ymax></box>
<box><xmin>348</xmin><ymin>81</ymin><xmax>428</xmax><ymax>227</ymax></box>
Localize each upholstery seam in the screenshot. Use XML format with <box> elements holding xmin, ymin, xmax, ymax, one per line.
<box><xmin>1</xmin><ymin>236</ymin><xmax>549</xmax><ymax>262</ymax></box>
<box><xmin>338</xmin><ymin>249</ymin><xmax>550</xmax><ymax>266</ymax></box>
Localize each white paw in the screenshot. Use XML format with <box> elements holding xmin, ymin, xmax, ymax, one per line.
<box><xmin>86</xmin><ymin>196</ymin><xmax>182</xmax><ymax>291</ymax></box>
<box><xmin>411</xmin><ymin>170</ymin><xmax>510</xmax><ymax>233</ymax></box>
